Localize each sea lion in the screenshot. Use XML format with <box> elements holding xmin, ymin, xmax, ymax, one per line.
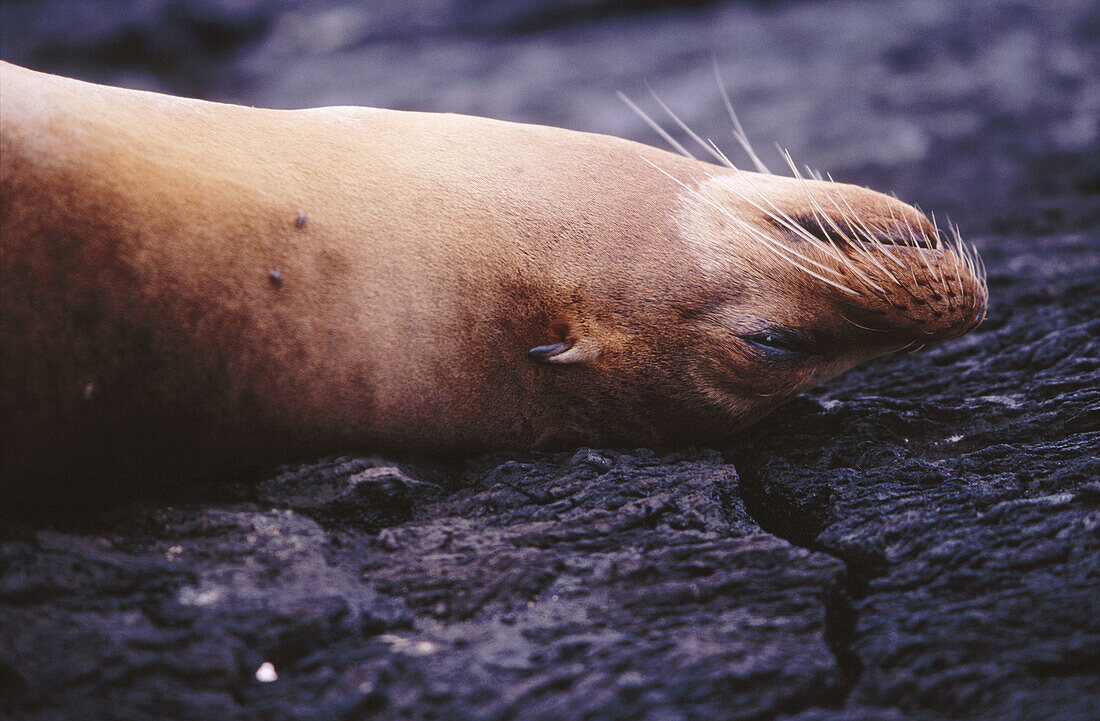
<box><xmin>0</xmin><ymin>62</ymin><xmax>986</xmax><ymax>499</ymax></box>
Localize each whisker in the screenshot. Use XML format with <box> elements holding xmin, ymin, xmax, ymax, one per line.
<box><xmin>776</xmin><ymin>150</ymin><xmax>889</xmax><ymax>295</ymax></box>
<box><xmin>941</xmin><ymin>218</ymin><xmax>967</xmax><ymax>290</ymax></box>
<box><xmin>699</xmin><ymin>184</ymin><xmax>863</xmax><ymax>296</ymax></box>
<box><xmin>641</xmin><ymin>158</ymin><xmax>793</xmax><ymax>268</ymax></box>
<box><xmin>825</xmin><ymin>176</ymin><xmax>914</xmax><ymax>277</ymax></box>
<box><xmin>719</xmin><ymin>177</ymin><xmax>862</xmax><ymax>286</ymax></box>
<box><xmin>922</xmin><ymin>211</ymin><xmax>947</xmax><ymax>285</ymax></box>
<box><xmin>706</xmin><ymin>139</ymin><xmax>739</xmax><ymax>170</ymax></box>
<box><xmin>712</xmin><ymin>59</ymin><xmax>771</xmax><ymax>175</ymax></box>
<box><xmin>617</xmin><ymin>91</ymin><xmax>696</xmax><ymax>160</ymax></box>
<box><xmin>765</xmin><ymin>151</ymin><xmax>890</xmax><ymax>292</ymax></box>
<box><xmin>838</xmin><ymin>311</ymin><xmax>891</xmax><ymax>333</ymax></box>
<box><xmin>840</xmin><ymin>205</ymin><xmax>908</xmax><ymax>286</ymax></box>
<box><xmin>645</xmin><ymin>83</ymin><xmax>731</xmax><ymax>168</ymax></box>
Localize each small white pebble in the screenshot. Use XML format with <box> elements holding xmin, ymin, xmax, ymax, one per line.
<box><xmin>177</xmin><ymin>586</ymin><xmax>223</xmax><ymax>606</ymax></box>
<box><xmin>378</xmin><ymin>634</ymin><xmax>437</xmax><ymax>656</ymax></box>
<box><xmin>195</xmin><ymin>589</ymin><xmax>221</xmax><ymax>606</ymax></box>
<box><xmin>255</xmin><ymin>662</ymin><xmax>278</xmax><ymax>683</ymax></box>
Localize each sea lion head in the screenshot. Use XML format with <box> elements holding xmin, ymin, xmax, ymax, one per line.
<box><xmin>525</xmin><ymin>166</ymin><xmax>987</xmax><ymax>447</ymax></box>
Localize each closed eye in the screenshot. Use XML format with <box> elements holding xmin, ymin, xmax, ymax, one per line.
<box><xmin>741</xmin><ymin>328</ymin><xmax>814</xmax><ymax>360</ymax></box>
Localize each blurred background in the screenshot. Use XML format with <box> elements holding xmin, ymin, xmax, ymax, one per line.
<box><xmin>2</xmin><ymin>0</ymin><xmax>1098</xmax><ymax>238</ymax></box>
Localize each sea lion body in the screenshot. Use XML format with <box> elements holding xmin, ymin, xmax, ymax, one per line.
<box><xmin>0</xmin><ymin>62</ymin><xmax>985</xmax><ymax>492</ymax></box>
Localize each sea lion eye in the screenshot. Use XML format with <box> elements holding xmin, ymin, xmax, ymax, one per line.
<box><xmin>742</xmin><ymin>328</ymin><xmax>811</xmax><ymax>360</ymax></box>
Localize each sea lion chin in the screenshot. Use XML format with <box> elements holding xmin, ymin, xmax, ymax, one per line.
<box><xmin>0</xmin><ymin>61</ymin><xmax>987</xmax><ymax>494</ymax></box>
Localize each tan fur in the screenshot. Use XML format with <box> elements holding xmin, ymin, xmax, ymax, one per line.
<box><xmin>0</xmin><ymin>62</ymin><xmax>986</xmax><ymax>489</ymax></box>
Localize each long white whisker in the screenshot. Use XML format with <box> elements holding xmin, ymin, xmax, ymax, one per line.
<box><xmin>705</xmin><ymin>139</ymin><xmax>739</xmax><ymax>170</ymax></box>
<box><xmin>826</xmin><ymin>198</ymin><xmax>906</xmax><ymax>291</ymax></box>
<box><xmin>739</xmin><ymin>165</ymin><xmax>867</xmax><ymax>282</ymax></box>
<box><xmin>914</xmin><ymin>241</ymin><xmax>944</xmax><ymax>292</ymax></box>
<box><xmin>777</xmin><ymin>149</ymin><xmax>889</xmax><ymax>295</ymax></box>
<box><xmin>617</xmin><ymin>91</ymin><xmax>696</xmax><ymax>160</ymax></box>
<box><xmin>712</xmin><ymin>60</ymin><xmax>771</xmax><ymax>175</ymax></box>
<box><xmin>921</xmin><ymin>211</ymin><xmax>947</xmax><ymax>286</ymax></box>
<box><xmin>825</xmin><ymin>174</ymin><xmax>912</xmax><ymax>277</ymax></box>
<box><xmin>645</xmin><ymin>84</ymin><xmax>731</xmax><ymax>168</ymax></box>
<box><xmin>884</xmin><ymin>205</ymin><xmax>934</xmax><ymax>283</ymax></box>
<box><xmin>696</xmin><ymin>184</ymin><xmax>862</xmax><ymax>295</ymax></box>
<box><xmin>721</xmin><ymin>178</ymin><xmax>861</xmax><ymax>284</ymax></box>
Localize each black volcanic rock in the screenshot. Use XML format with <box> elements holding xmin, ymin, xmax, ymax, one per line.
<box><xmin>2</xmin><ymin>451</ymin><xmax>854</xmax><ymax>720</ymax></box>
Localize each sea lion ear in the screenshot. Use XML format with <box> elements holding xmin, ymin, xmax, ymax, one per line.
<box><xmin>527</xmin><ymin>337</ymin><xmax>600</xmax><ymax>365</ymax></box>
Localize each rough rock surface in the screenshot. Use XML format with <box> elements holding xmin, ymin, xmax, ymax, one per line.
<box><xmin>1</xmin><ymin>1</ymin><xmax>1098</xmax><ymax>719</ymax></box>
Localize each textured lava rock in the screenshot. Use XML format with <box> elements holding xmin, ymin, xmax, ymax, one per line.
<box><xmin>1</xmin><ymin>1</ymin><xmax>1098</xmax><ymax>719</ymax></box>
<box><xmin>1</xmin><ymin>451</ymin><xmax>852</xmax><ymax>720</ymax></box>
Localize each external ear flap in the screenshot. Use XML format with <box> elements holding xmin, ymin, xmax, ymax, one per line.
<box><xmin>527</xmin><ymin>337</ymin><xmax>600</xmax><ymax>365</ymax></box>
